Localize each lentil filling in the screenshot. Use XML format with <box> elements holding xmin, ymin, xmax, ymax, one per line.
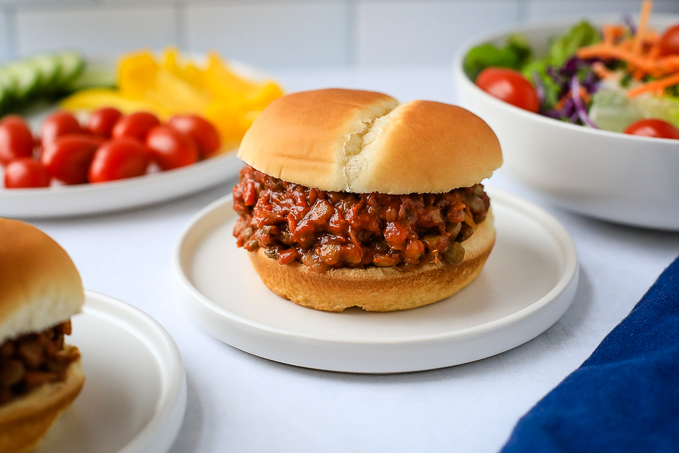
<box><xmin>233</xmin><ymin>165</ymin><xmax>490</xmax><ymax>272</ymax></box>
<box><xmin>0</xmin><ymin>321</ymin><xmax>79</xmax><ymax>406</ymax></box>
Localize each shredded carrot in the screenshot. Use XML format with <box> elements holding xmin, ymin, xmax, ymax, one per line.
<box><xmin>603</xmin><ymin>25</ymin><xmax>625</xmax><ymax>45</ymax></box>
<box><xmin>648</xmin><ymin>44</ymin><xmax>660</xmax><ymax>60</ymax></box>
<box><xmin>592</xmin><ymin>62</ymin><xmax>614</xmax><ymax>79</ymax></box>
<box><xmin>627</xmin><ymin>72</ymin><xmax>679</xmax><ymax>97</ymax></box>
<box><xmin>577</xmin><ymin>44</ymin><xmax>661</xmax><ymax>75</ymax></box>
<box><xmin>632</xmin><ymin>0</ymin><xmax>653</xmax><ymax>55</ymax></box>
<box><xmin>632</xmin><ymin>68</ymin><xmax>645</xmax><ymax>81</ymax></box>
<box><xmin>573</xmin><ymin>1</ymin><xmax>679</xmax><ymax>98</ymax></box>
<box><xmin>555</xmin><ymin>87</ymin><xmax>591</xmax><ymax>110</ymax></box>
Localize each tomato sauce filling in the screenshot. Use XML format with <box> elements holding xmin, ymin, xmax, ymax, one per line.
<box><xmin>233</xmin><ymin>165</ymin><xmax>490</xmax><ymax>272</ymax></box>
<box><xmin>0</xmin><ymin>321</ymin><xmax>79</xmax><ymax>406</ymax></box>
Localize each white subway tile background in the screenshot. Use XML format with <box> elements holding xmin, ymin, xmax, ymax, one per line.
<box><xmin>1</xmin><ymin>0</ymin><xmax>678</xmax><ymax>68</ymax></box>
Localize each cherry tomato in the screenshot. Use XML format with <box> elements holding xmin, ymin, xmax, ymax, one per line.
<box><xmin>0</xmin><ymin>115</ymin><xmax>34</xmax><ymax>166</ymax></box>
<box><xmin>41</xmin><ymin>134</ymin><xmax>105</xmax><ymax>184</ymax></box>
<box><xmin>41</xmin><ymin>111</ymin><xmax>82</xmax><ymax>148</ymax></box>
<box><xmin>4</xmin><ymin>158</ymin><xmax>51</xmax><ymax>188</ymax></box>
<box><xmin>624</xmin><ymin>119</ymin><xmax>679</xmax><ymax>139</ymax></box>
<box><xmin>145</xmin><ymin>125</ymin><xmax>198</xmax><ymax>170</ymax></box>
<box><xmin>89</xmin><ymin>137</ymin><xmax>151</xmax><ymax>183</ymax></box>
<box><xmin>659</xmin><ymin>24</ymin><xmax>679</xmax><ymax>56</ymax></box>
<box><xmin>88</xmin><ymin>107</ymin><xmax>123</xmax><ymax>138</ymax></box>
<box><xmin>476</xmin><ymin>68</ymin><xmax>540</xmax><ymax>113</ymax></box>
<box><xmin>112</xmin><ymin>112</ymin><xmax>161</xmax><ymax>141</ymax></box>
<box><xmin>168</xmin><ymin>115</ymin><xmax>221</xmax><ymax>158</ymax></box>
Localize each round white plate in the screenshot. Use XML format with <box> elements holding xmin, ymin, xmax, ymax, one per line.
<box><xmin>0</xmin><ymin>151</ymin><xmax>243</xmax><ymax>219</ymax></box>
<box><xmin>173</xmin><ymin>188</ymin><xmax>579</xmax><ymax>373</ymax></box>
<box><xmin>35</xmin><ymin>291</ymin><xmax>187</xmax><ymax>453</ymax></box>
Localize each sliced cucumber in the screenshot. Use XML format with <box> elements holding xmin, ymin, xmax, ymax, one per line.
<box><xmin>5</xmin><ymin>62</ymin><xmax>41</xmax><ymax>101</ymax></box>
<box><xmin>66</xmin><ymin>61</ymin><xmax>116</xmax><ymax>92</ymax></box>
<box><xmin>55</xmin><ymin>51</ymin><xmax>85</xmax><ymax>87</ymax></box>
<box><xmin>25</xmin><ymin>53</ymin><xmax>63</xmax><ymax>91</ymax></box>
<box><xmin>0</xmin><ymin>68</ymin><xmax>17</xmax><ymax>111</ymax></box>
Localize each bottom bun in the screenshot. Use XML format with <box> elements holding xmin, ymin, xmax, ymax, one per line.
<box><xmin>249</xmin><ymin>209</ymin><xmax>496</xmax><ymax>312</ymax></box>
<box><xmin>0</xmin><ymin>345</ymin><xmax>85</xmax><ymax>453</ymax></box>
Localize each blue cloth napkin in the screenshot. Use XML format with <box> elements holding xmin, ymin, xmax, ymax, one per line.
<box><xmin>501</xmin><ymin>255</ymin><xmax>679</xmax><ymax>452</ymax></box>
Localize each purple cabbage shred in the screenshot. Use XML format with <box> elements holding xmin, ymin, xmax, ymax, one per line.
<box><xmin>532</xmin><ymin>70</ymin><xmax>545</xmax><ymax>105</ymax></box>
<box><xmin>570</xmin><ymin>75</ymin><xmax>599</xmax><ymax>129</ymax></box>
<box><xmin>622</xmin><ymin>14</ymin><xmax>637</xmax><ymax>35</ymax></box>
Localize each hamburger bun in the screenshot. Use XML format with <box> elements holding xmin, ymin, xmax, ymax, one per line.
<box><xmin>235</xmin><ymin>88</ymin><xmax>502</xmax><ymax>312</ymax></box>
<box><xmin>0</xmin><ymin>351</ymin><xmax>85</xmax><ymax>453</ymax></box>
<box><xmin>0</xmin><ymin>218</ymin><xmax>85</xmax><ymax>452</ymax></box>
<box><xmin>0</xmin><ymin>218</ymin><xmax>84</xmax><ymax>343</ymax></box>
<box><xmin>248</xmin><ymin>209</ymin><xmax>495</xmax><ymax>312</ymax></box>
<box><xmin>238</xmin><ymin>88</ymin><xmax>502</xmax><ymax>194</ymax></box>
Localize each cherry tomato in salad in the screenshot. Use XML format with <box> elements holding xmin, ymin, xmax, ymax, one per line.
<box><xmin>659</xmin><ymin>24</ymin><xmax>679</xmax><ymax>56</ymax></box>
<box><xmin>168</xmin><ymin>115</ymin><xmax>221</xmax><ymax>158</ymax></box>
<box><xmin>4</xmin><ymin>158</ymin><xmax>51</xmax><ymax>188</ymax></box>
<box><xmin>89</xmin><ymin>137</ymin><xmax>151</xmax><ymax>183</ymax></box>
<box><xmin>41</xmin><ymin>134</ymin><xmax>105</xmax><ymax>184</ymax></box>
<box><xmin>41</xmin><ymin>111</ymin><xmax>83</xmax><ymax>148</ymax></box>
<box><xmin>88</xmin><ymin>107</ymin><xmax>123</xmax><ymax>138</ymax></box>
<box><xmin>112</xmin><ymin>112</ymin><xmax>161</xmax><ymax>142</ymax></box>
<box><xmin>145</xmin><ymin>125</ymin><xmax>198</xmax><ymax>170</ymax></box>
<box><xmin>624</xmin><ymin>119</ymin><xmax>679</xmax><ymax>139</ymax></box>
<box><xmin>0</xmin><ymin>115</ymin><xmax>34</xmax><ymax>166</ymax></box>
<box><xmin>476</xmin><ymin>68</ymin><xmax>540</xmax><ymax>113</ymax></box>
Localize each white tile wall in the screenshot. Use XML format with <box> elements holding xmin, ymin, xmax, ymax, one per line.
<box><xmin>0</xmin><ymin>11</ymin><xmax>9</xmax><ymax>62</ymax></box>
<box><xmin>15</xmin><ymin>6</ymin><xmax>177</xmax><ymax>56</ymax></box>
<box><xmin>185</xmin><ymin>4</ymin><xmax>349</xmax><ymax>67</ymax></box>
<box><xmin>527</xmin><ymin>0</ymin><xmax>679</xmax><ymax>22</ymax></box>
<box><xmin>0</xmin><ymin>1</ymin><xmax>677</xmax><ymax>66</ymax></box>
<box><xmin>356</xmin><ymin>1</ymin><xmax>521</xmax><ymax>66</ymax></box>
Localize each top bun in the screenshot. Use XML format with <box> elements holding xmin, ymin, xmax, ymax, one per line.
<box><xmin>238</xmin><ymin>88</ymin><xmax>503</xmax><ymax>194</ymax></box>
<box><xmin>0</xmin><ymin>218</ymin><xmax>84</xmax><ymax>343</ymax></box>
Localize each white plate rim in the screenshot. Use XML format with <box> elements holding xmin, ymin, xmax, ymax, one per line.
<box><xmin>80</xmin><ymin>290</ymin><xmax>187</xmax><ymax>453</ymax></box>
<box><xmin>0</xmin><ymin>151</ymin><xmax>242</xmax><ymax>219</ymax></box>
<box><xmin>172</xmin><ymin>187</ymin><xmax>578</xmax><ymax>346</ymax></box>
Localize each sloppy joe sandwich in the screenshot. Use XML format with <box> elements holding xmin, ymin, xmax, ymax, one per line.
<box><xmin>233</xmin><ymin>88</ymin><xmax>502</xmax><ymax>312</ymax></box>
<box><xmin>0</xmin><ymin>218</ymin><xmax>85</xmax><ymax>453</ymax></box>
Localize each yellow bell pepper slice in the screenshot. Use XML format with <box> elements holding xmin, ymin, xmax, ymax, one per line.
<box><xmin>118</xmin><ymin>50</ymin><xmax>158</xmax><ymax>98</ymax></box>
<box><xmin>60</xmin><ymin>88</ymin><xmax>172</xmax><ymax>118</ymax></box>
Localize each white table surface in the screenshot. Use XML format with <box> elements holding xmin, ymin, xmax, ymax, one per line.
<box><xmin>26</xmin><ymin>67</ymin><xmax>679</xmax><ymax>453</ymax></box>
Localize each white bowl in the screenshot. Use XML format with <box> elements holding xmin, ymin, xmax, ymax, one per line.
<box><xmin>454</xmin><ymin>15</ymin><xmax>679</xmax><ymax>230</ymax></box>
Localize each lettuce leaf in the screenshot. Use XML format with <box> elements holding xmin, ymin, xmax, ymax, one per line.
<box><xmin>549</xmin><ymin>21</ymin><xmax>601</xmax><ymax>67</ymax></box>
<box><xmin>464</xmin><ymin>34</ymin><xmax>531</xmax><ymax>80</ymax></box>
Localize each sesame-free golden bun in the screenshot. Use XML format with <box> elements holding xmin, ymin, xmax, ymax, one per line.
<box><xmin>238</xmin><ymin>88</ymin><xmax>503</xmax><ymax>194</ymax></box>
<box><xmin>0</xmin><ymin>218</ymin><xmax>84</xmax><ymax>344</ymax></box>
<box><xmin>248</xmin><ymin>210</ymin><xmax>495</xmax><ymax>312</ymax></box>
<box><xmin>0</xmin><ymin>218</ymin><xmax>85</xmax><ymax>452</ymax></box>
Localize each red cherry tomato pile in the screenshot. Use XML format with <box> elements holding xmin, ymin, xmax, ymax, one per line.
<box><xmin>0</xmin><ymin>109</ymin><xmax>222</xmax><ymax>189</ymax></box>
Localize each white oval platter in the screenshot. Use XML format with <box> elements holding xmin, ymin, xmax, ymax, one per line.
<box><xmin>0</xmin><ymin>151</ymin><xmax>242</xmax><ymax>219</ymax></box>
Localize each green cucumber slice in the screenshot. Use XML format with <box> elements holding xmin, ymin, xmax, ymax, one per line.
<box><xmin>5</xmin><ymin>62</ymin><xmax>41</xmax><ymax>100</ymax></box>
<box><xmin>66</xmin><ymin>61</ymin><xmax>116</xmax><ymax>91</ymax></box>
<box><xmin>26</xmin><ymin>53</ymin><xmax>63</xmax><ymax>92</ymax></box>
<box><xmin>55</xmin><ymin>51</ymin><xmax>85</xmax><ymax>88</ymax></box>
<box><xmin>0</xmin><ymin>68</ymin><xmax>17</xmax><ymax>110</ymax></box>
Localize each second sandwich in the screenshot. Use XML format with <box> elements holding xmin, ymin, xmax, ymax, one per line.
<box><xmin>233</xmin><ymin>88</ymin><xmax>502</xmax><ymax>312</ymax></box>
